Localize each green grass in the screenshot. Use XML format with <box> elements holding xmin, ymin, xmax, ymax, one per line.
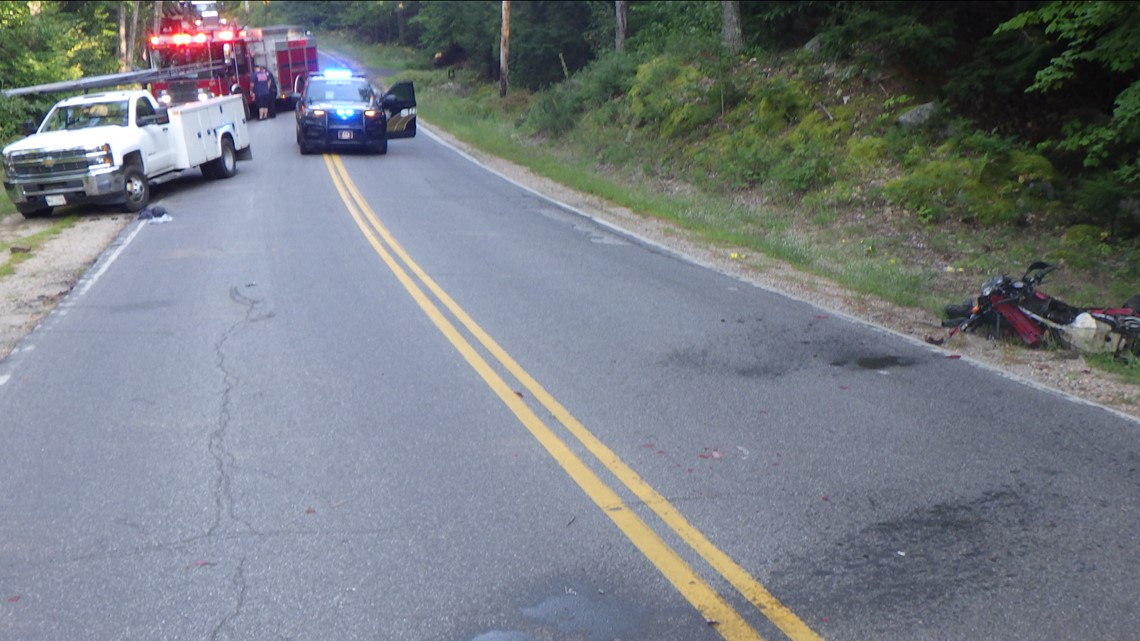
<box><xmin>323</xmin><ymin>41</ymin><xmax>1140</xmax><ymax>377</ymax></box>
<box><xmin>0</xmin><ymin>215</ymin><xmax>79</xmax><ymax>277</ymax></box>
<box><xmin>1083</xmin><ymin>353</ymin><xmax>1140</xmax><ymax>388</ymax></box>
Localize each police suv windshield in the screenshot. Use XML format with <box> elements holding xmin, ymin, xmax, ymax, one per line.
<box><xmin>307</xmin><ymin>79</ymin><xmax>373</xmax><ymax>103</ymax></box>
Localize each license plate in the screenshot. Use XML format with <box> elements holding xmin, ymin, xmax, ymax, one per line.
<box><xmin>338</xmin><ymin>130</ymin><xmax>354</xmax><ymax>140</ymax></box>
<box><xmin>46</xmin><ymin>195</ymin><xmax>66</xmax><ymax>206</ymax></box>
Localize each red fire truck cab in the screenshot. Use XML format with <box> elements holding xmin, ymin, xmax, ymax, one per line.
<box><xmin>146</xmin><ymin>10</ymin><xmax>260</xmax><ymax>115</ymax></box>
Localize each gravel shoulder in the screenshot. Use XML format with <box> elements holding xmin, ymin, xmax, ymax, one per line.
<box><xmin>1</xmin><ymin>130</ymin><xmax>1137</xmax><ymax>421</ymax></box>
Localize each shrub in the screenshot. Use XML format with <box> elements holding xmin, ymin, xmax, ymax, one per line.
<box><xmin>520</xmin><ymin>82</ymin><xmax>581</xmax><ymax>136</ymax></box>
<box><xmin>628</xmin><ymin>57</ymin><xmax>722</xmax><ymax>138</ymax></box>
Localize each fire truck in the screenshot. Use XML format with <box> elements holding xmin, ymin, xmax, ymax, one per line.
<box><xmin>145</xmin><ymin>2</ymin><xmax>260</xmax><ymax>114</ymax></box>
<box><xmin>250</xmin><ymin>25</ymin><xmax>319</xmax><ymax>111</ymax></box>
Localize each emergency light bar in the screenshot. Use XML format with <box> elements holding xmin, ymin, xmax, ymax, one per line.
<box><xmin>149</xmin><ymin>29</ymin><xmax>249</xmax><ymax>46</ymax></box>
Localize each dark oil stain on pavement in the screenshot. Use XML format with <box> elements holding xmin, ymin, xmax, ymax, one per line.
<box><xmin>769</xmin><ymin>486</ymin><xmax>1050</xmax><ymax>631</ymax></box>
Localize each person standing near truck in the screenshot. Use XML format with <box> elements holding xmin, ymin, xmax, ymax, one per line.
<box><xmin>251</xmin><ymin>65</ymin><xmax>273</xmax><ymax>121</ymax></box>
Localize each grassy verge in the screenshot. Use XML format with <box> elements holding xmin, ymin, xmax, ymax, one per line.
<box><xmin>0</xmin><ymin>215</ymin><xmax>79</xmax><ymax>278</ymax></box>
<box><xmin>334</xmin><ymin>41</ymin><xmax>1140</xmax><ymax>380</ymax></box>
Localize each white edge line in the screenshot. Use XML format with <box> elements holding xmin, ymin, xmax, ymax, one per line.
<box><xmin>74</xmin><ymin>220</ymin><xmax>147</xmax><ymax>297</ymax></box>
<box><xmin>419</xmin><ymin>123</ymin><xmax>1140</xmax><ymax>426</ymax></box>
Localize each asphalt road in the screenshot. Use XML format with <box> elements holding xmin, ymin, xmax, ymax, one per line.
<box><xmin>1</xmin><ymin>105</ymin><xmax>1138</xmax><ymax>641</ymax></box>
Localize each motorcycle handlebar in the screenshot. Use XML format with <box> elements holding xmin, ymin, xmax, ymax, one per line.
<box><xmin>1023</xmin><ymin>261</ymin><xmax>1055</xmax><ymax>284</ymax></box>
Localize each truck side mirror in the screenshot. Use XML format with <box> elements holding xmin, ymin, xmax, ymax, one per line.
<box><xmin>21</xmin><ymin>119</ymin><xmax>37</xmax><ymax>136</ymax></box>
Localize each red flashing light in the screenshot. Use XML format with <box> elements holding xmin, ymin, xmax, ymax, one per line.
<box><xmin>172</xmin><ymin>33</ymin><xmax>192</xmax><ymax>45</ymax></box>
<box><xmin>149</xmin><ymin>36</ymin><xmax>160</xmax><ymax>46</ymax></box>
<box><xmin>193</xmin><ymin>33</ymin><xmax>208</xmax><ymax>44</ymax></box>
<box><xmin>217</xmin><ymin>30</ymin><xmax>234</xmax><ymax>41</ymax></box>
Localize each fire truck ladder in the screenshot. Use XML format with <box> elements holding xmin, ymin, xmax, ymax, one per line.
<box><xmin>1</xmin><ymin>61</ymin><xmax>231</xmax><ymax>98</ymax></box>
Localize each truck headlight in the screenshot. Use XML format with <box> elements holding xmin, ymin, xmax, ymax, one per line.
<box><xmin>86</xmin><ymin>143</ymin><xmax>113</xmax><ymax>168</ymax></box>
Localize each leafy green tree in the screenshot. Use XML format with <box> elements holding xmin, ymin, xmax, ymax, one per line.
<box><xmin>509</xmin><ymin>0</ymin><xmax>601</xmax><ymax>89</ymax></box>
<box><xmin>625</xmin><ymin>0</ymin><xmax>720</xmax><ymax>57</ymax></box>
<box><xmin>410</xmin><ymin>0</ymin><xmax>500</xmax><ymax>76</ymax></box>
<box><xmin>997</xmin><ymin>1</ymin><xmax>1140</xmax><ymax>185</ymax></box>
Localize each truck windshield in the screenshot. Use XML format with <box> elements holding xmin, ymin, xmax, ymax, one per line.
<box><xmin>40</xmin><ymin>100</ymin><xmax>130</xmax><ymax>131</ymax></box>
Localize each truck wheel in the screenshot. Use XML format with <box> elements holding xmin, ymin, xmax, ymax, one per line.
<box><xmin>122</xmin><ymin>166</ymin><xmax>150</xmax><ymax>212</ymax></box>
<box><xmin>206</xmin><ymin>138</ymin><xmax>238</xmax><ymax>179</ymax></box>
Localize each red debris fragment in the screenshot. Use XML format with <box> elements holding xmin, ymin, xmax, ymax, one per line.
<box><xmin>514</xmin><ymin>391</ymin><xmax>525</xmax><ymax>398</ymax></box>
<box><xmin>305</xmin><ymin>507</ymin><xmax>316</xmax><ymax>514</ymax></box>
<box><xmin>947</xmin><ymin>354</ymin><xmax>962</xmax><ymax>360</ymax></box>
<box><xmin>7</xmin><ymin>595</ymin><xmax>20</xmax><ymax>603</ymax></box>
<box><xmin>821</xmin><ymin>496</ymin><xmax>829</xmax><ymax>502</ymax></box>
<box><xmin>815</xmin><ymin>314</ymin><xmax>829</xmax><ymax>319</ymax></box>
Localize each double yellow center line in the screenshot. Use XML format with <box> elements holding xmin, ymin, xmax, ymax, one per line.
<box><xmin>323</xmin><ymin>154</ymin><xmax>824</xmax><ymax>641</ymax></box>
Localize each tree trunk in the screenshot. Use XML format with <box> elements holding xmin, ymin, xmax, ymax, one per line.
<box><xmin>397</xmin><ymin>3</ymin><xmax>406</xmax><ymax>45</ymax></box>
<box><xmin>153</xmin><ymin>0</ymin><xmax>162</xmax><ymax>34</ymax></box>
<box><xmin>499</xmin><ymin>0</ymin><xmax>510</xmax><ymax>98</ymax></box>
<box><xmin>615</xmin><ymin>0</ymin><xmax>628</xmax><ymax>53</ymax></box>
<box><xmin>721</xmin><ymin>0</ymin><xmax>742</xmax><ymax>55</ymax></box>
<box><xmin>126</xmin><ymin>1</ymin><xmax>140</xmax><ymax>69</ymax></box>
<box><xmin>119</xmin><ymin>2</ymin><xmax>128</xmax><ymax>71</ymax></box>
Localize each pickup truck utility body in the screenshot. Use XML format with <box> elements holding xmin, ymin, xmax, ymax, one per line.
<box><xmin>3</xmin><ymin>89</ymin><xmax>251</xmax><ymax>217</ymax></box>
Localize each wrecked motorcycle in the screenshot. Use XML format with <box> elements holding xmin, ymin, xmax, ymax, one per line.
<box><xmin>928</xmin><ymin>261</ymin><xmax>1140</xmax><ymax>357</ymax></box>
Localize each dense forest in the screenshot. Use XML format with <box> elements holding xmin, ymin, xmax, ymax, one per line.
<box><xmin>2</xmin><ymin>1</ymin><xmax>1138</xmax><ymax>241</ymax></box>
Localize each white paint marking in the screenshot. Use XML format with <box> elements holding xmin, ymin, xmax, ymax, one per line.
<box><xmin>75</xmin><ymin>221</ymin><xmax>147</xmax><ymax>297</ymax></box>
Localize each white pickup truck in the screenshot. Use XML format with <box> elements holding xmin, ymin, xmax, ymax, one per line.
<box><xmin>2</xmin><ymin>89</ymin><xmax>251</xmax><ymax>218</ymax></box>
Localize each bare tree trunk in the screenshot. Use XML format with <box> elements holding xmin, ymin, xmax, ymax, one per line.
<box><xmin>615</xmin><ymin>0</ymin><xmax>628</xmax><ymax>52</ymax></box>
<box><xmin>126</xmin><ymin>1</ymin><xmax>140</xmax><ymax>69</ymax></box>
<box><xmin>499</xmin><ymin>0</ymin><xmax>510</xmax><ymax>98</ymax></box>
<box><xmin>397</xmin><ymin>3</ymin><xmax>406</xmax><ymax>45</ymax></box>
<box><xmin>119</xmin><ymin>2</ymin><xmax>128</xmax><ymax>71</ymax></box>
<box><xmin>721</xmin><ymin>0</ymin><xmax>742</xmax><ymax>55</ymax></box>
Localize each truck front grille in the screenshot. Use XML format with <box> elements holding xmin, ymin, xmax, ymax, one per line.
<box><xmin>6</xmin><ymin>148</ymin><xmax>89</xmax><ymax>179</ymax></box>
